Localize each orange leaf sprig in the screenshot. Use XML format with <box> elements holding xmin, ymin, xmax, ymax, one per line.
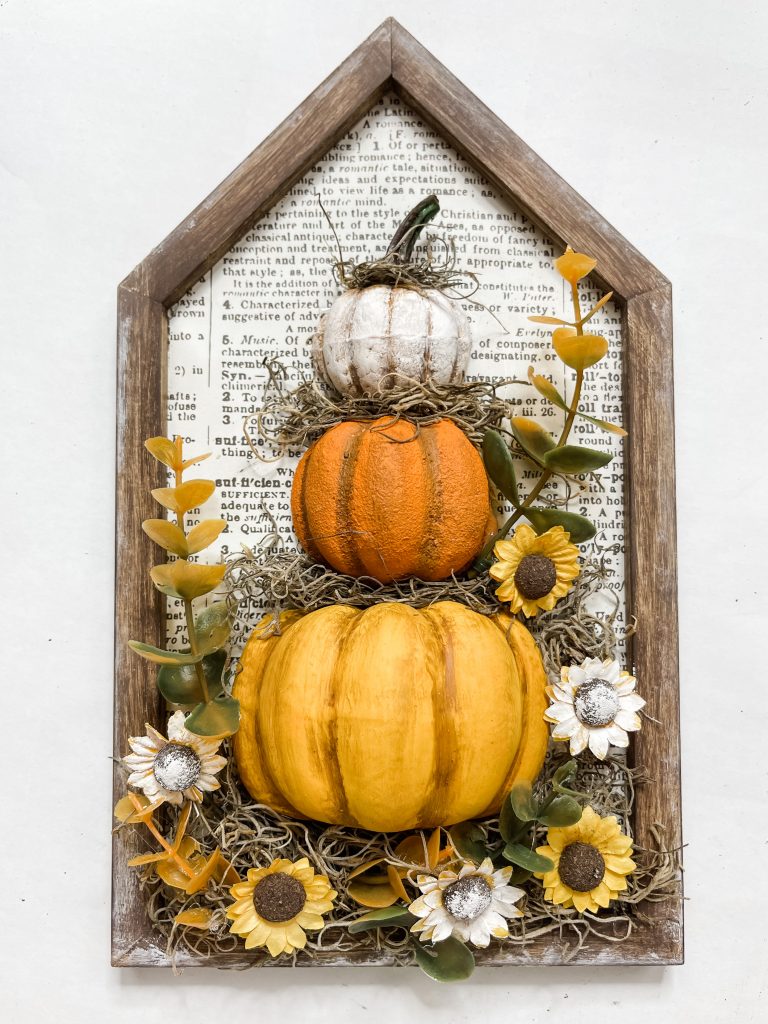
<box><xmin>128</xmin><ymin>436</ymin><xmax>239</xmax><ymax>738</ymax></box>
<box><xmin>347</xmin><ymin>828</ymin><xmax>452</xmax><ymax>909</ymax></box>
<box><xmin>114</xmin><ymin>794</ymin><xmax>238</xmax><ymax>894</ymax></box>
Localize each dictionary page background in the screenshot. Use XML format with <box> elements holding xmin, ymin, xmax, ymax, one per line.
<box><xmin>166</xmin><ymin>93</ymin><xmax>626</xmax><ymax>652</ymax></box>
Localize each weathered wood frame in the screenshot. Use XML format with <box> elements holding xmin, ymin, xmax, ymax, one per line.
<box><xmin>114</xmin><ymin>18</ymin><xmax>682</xmax><ymax>968</ymax></box>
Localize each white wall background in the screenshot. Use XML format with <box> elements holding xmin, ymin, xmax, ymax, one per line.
<box><xmin>1</xmin><ymin>1</ymin><xmax>765</xmax><ymax>1021</ymax></box>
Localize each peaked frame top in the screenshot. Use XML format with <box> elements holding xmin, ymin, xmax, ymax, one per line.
<box><xmin>121</xmin><ymin>17</ymin><xmax>668</xmax><ymax>307</ymax></box>
<box><xmin>115</xmin><ymin>18</ymin><xmax>681</xmax><ymax>968</ymax></box>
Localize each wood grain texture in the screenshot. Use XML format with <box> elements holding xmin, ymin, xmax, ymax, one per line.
<box><xmin>113</xmin><ymin>17</ymin><xmax>682</xmax><ymax>968</ymax></box>
<box><xmin>622</xmin><ymin>284</ymin><xmax>683</xmax><ymax>963</ymax></box>
<box><xmin>113</xmin><ymin>283</ymin><xmax>167</xmax><ymax>965</ymax></box>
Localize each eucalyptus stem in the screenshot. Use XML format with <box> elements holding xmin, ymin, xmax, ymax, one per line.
<box><xmin>474</xmin><ymin>282</ymin><xmax>587</xmax><ymax>566</ymax></box>
<box><xmin>184</xmin><ymin>599</ymin><xmax>210</xmax><ymax>704</ymax></box>
<box><xmin>128</xmin><ymin>794</ymin><xmax>196</xmax><ymax>877</ymax></box>
<box><xmin>173</xmin><ymin>435</ymin><xmax>210</xmax><ymax>705</ymax></box>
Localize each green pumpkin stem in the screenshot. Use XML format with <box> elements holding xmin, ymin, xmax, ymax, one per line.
<box><xmin>386</xmin><ymin>194</ymin><xmax>440</xmax><ymax>264</ymax></box>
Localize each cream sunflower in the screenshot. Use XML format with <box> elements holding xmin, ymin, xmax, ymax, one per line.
<box><xmin>489</xmin><ymin>524</ymin><xmax>580</xmax><ymax>617</ymax></box>
<box><xmin>123</xmin><ymin>710</ymin><xmax>227</xmax><ymax>806</ymax></box>
<box><xmin>408</xmin><ymin>858</ymin><xmax>524</xmax><ymax>948</ymax></box>
<box><xmin>545</xmin><ymin>657</ymin><xmax>645</xmax><ymax>759</ymax></box>
<box><xmin>535</xmin><ymin>806</ymin><xmax>635</xmax><ymax>914</ymax></box>
<box><xmin>226</xmin><ymin>857</ymin><xmax>336</xmax><ymax>956</ymax></box>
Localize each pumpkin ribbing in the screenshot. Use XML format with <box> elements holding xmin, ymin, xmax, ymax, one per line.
<box><xmin>291</xmin><ymin>417</ymin><xmax>493</xmax><ymax>584</ymax></box>
<box><xmin>312</xmin><ymin>285</ymin><xmax>471</xmax><ymax>398</ymax></box>
<box><xmin>233</xmin><ymin>601</ymin><xmax>548</xmax><ymax>833</ymax></box>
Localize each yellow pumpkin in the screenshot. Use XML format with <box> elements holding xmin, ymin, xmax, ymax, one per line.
<box><xmin>233</xmin><ymin>601</ymin><xmax>548</xmax><ymax>832</ymax></box>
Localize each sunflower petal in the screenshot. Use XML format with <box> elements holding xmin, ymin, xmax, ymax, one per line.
<box><xmin>571</xmin><ymin>890</ymin><xmax>597</xmax><ymax>913</ymax></box>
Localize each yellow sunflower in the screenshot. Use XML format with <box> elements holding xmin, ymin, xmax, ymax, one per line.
<box><xmin>226</xmin><ymin>857</ymin><xmax>336</xmax><ymax>956</ymax></box>
<box><xmin>489</xmin><ymin>524</ymin><xmax>580</xmax><ymax>617</ymax></box>
<box><xmin>535</xmin><ymin>806</ymin><xmax>635</xmax><ymax>914</ymax></box>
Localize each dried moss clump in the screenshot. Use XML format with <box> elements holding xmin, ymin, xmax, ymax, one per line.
<box><xmin>244</xmin><ymin>359</ymin><xmax>527</xmax><ymax>457</ymax></box>
<box><xmin>137</xmin><ymin>751</ymin><xmax>680</xmax><ymax>968</ymax></box>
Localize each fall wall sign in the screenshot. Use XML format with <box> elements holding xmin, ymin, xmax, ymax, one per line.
<box><xmin>113</xmin><ymin>19</ymin><xmax>683</xmax><ymax>974</ymax></box>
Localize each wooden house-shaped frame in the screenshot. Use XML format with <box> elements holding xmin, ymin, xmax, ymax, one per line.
<box><xmin>114</xmin><ymin>19</ymin><xmax>682</xmax><ymax>968</ymax></box>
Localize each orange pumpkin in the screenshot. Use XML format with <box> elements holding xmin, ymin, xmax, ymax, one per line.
<box><xmin>291</xmin><ymin>417</ymin><xmax>494</xmax><ymax>583</ymax></box>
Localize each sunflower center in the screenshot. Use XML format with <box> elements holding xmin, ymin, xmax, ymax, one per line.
<box><xmin>514</xmin><ymin>555</ymin><xmax>557</xmax><ymax>599</ymax></box>
<box><xmin>152</xmin><ymin>742</ymin><xmax>201</xmax><ymax>792</ymax></box>
<box><xmin>442</xmin><ymin>876</ymin><xmax>493</xmax><ymax>921</ymax></box>
<box><xmin>252</xmin><ymin>872</ymin><xmax>306</xmax><ymax>923</ymax></box>
<box><xmin>558</xmin><ymin>842</ymin><xmax>605</xmax><ymax>892</ymax></box>
<box><xmin>574</xmin><ymin>678</ymin><xmax>620</xmax><ymax>727</ymax></box>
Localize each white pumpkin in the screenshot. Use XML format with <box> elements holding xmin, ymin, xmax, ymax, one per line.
<box><xmin>312</xmin><ymin>284</ymin><xmax>472</xmax><ymax>398</ymax></box>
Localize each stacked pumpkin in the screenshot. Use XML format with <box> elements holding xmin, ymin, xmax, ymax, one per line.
<box><xmin>233</xmin><ymin>198</ymin><xmax>548</xmax><ymax>832</ymax></box>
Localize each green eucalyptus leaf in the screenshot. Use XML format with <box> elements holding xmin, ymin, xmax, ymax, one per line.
<box><xmin>540</xmin><ymin>444</ymin><xmax>613</xmax><ymax>475</ymax></box>
<box><xmin>537</xmin><ymin>795</ymin><xmax>583</xmax><ymax>828</ymax></box>
<box><xmin>524</xmin><ymin>507</ymin><xmax>596</xmax><ymax>543</ymax></box>
<box><xmin>509</xmin><ymin>867</ymin><xmax>533</xmax><ymax>885</ymax></box>
<box><xmin>498</xmin><ymin>794</ymin><xmax>524</xmax><ymax>844</ymax></box>
<box><xmin>127</xmin><ymin>641</ymin><xmax>203</xmax><ymax>667</ymax></box>
<box><xmin>348</xmin><ymin>907</ymin><xmax>416</xmax><ymax>934</ymax></box>
<box><xmin>482</xmin><ymin>430</ymin><xmax>519</xmax><ymax>507</ymax></box>
<box><xmin>552</xmin><ymin>759</ymin><xmax>578</xmax><ymax>789</ymax></box>
<box><xmin>412</xmin><ymin>937</ymin><xmax>475</xmax><ymax>983</ymax></box>
<box><xmin>156</xmin><ymin>650</ymin><xmax>226</xmax><ymax>707</ymax></box>
<box><xmin>509</xmin><ymin>784</ymin><xmax>538</xmax><ymax>822</ymax></box>
<box><xmin>194</xmin><ymin>601</ymin><xmax>232</xmax><ymax>655</ymax></box>
<box><xmin>184</xmin><ymin>694</ymin><xmax>240</xmax><ymax>737</ymax></box>
<box><xmin>449</xmin><ymin>822</ymin><xmax>490</xmax><ymax>864</ymax></box>
<box><xmin>502</xmin><ymin>844</ymin><xmax>554</xmax><ymax>873</ymax></box>
<box><xmin>510</xmin><ymin>416</ymin><xmax>556</xmax><ymax>466</ymax></box>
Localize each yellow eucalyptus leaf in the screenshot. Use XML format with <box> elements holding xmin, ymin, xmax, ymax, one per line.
<box><xmin>176</xmin><ymin>836</ymin><xmax>201</xmax><ymax>859</ymax></box>
<box><xmin>114</xmin><ymin>794</ymin><xmax>146</xmax><ymax>823</ymax></box>
<box><xmin>213</xmin><ymin>853</ymin><xmax>241</xmax><ymax>886</ymax></box>
<box><xmin>347</xmin><ymin>857</ymin><xmax>386</xmax><ymax>880</ymax></box>
<box><xmin>394</xmin><ymin>835</ymin><xmax>425</xmax><ymax>865</ymax></box>
<box><xmin>186</xmin><ymin>519</ymin><xmax>227</xmax><ymax>554</ymax></box>
<box><xmin>347</xmin><ymin>857</ymin><xmax>401</xmax><ymax>907</ymax></box>
<box><xmin>347</xmin><ymin>875</ymin><xmax>401</xmax><ymax>908</ymax></box>
<box><xmin>552</xmin><ymin>327</ymin><xmax>609</xmax><ymax>370</ymax></box>
<box><xmin>155</xmin><ymin>861</ymin><xmax>192</xmax><ymax>889</ymax></box>
<box><xmin>150</xmin><ymin>561</ymin><xmax>226</xmax><ymax>601</ymax></box>
<box><xmin>581</xmin><ymin>291</ymin><xmax>613</xmax><ymax>325</ymax></box>
<box><xmin>596</xmin><ymin>419</ymin><xmax>628</xmax><ymax>437</ymax></box>
<box><xmin>142</xmin><ymin>519</ymin><xmax>189</xmax><ymax>556</ymax></box>
<box><xmin>145</xmin><ymin>436</ymin><xmax>182</xmax><ymax>470</ymax></box>
<box><xmin>181</xmin><ymin>452</ymin><xmax>212</xmax><ymax>470</ymax></box>
<box><xmin>528</xmin><ymin>315</ymin><xmax>571</xmax><ymax>326</ymax></box>
<box><xmin>128</xmin><ymin>851</ymin><xmax>167</xmax><ymax>867</ymax></box>
<box><xmin>155</xmin><ymin>838</ymin><xmax>203</xmax><ymax>889</ymax></box>
<box><xmin>554</xmin><ymin>246</ymin><xmax>597</xmax><ymax>284</ymax></box>
<box><xmin>174</xmin><ymin>908</ymin><xmax>214</xmax><ymax>930</ymax></box>
<box><xmin>184</xmin><ymin>849</ymin><xmax>223</xmax><ymax>895</ymax></box>
<box><xmin>528</xmin><ymin>367</ymin><xmax>567</xmax><ymax>410</ymax></box>
<box><xmin>426</xmin><ymin>828</ymin><xmax>442</xmax><ymax>870</ymax></box>
<box><xmin>151</xmin><ymin>479</ymin><xmax>216</xmax><ymax>515</ymax></box>
<box><xmin>386</xmin><ymin>864</ymin><xmax>410</xmax><ymax>904</ymax></box>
